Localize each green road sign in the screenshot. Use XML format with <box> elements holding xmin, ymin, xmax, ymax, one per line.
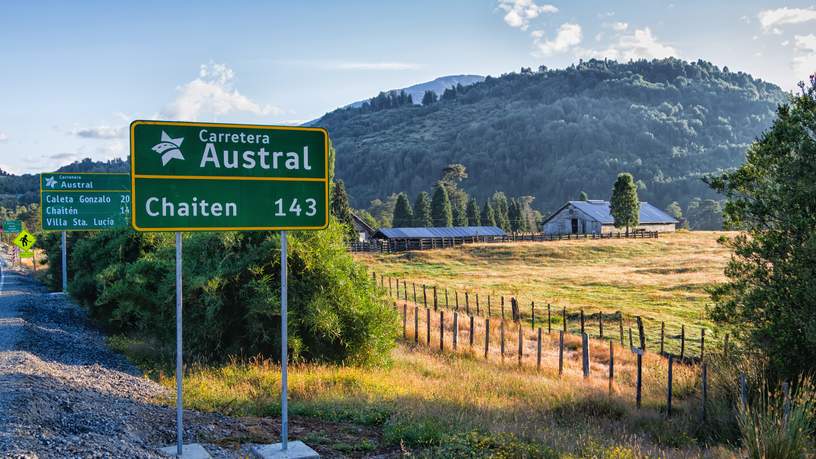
<box><xmin>3</xmin><ymin>220</ymin><xmax>21</xmax><ymax>233</ymax></box>
<box><xmin>130</xmin><ymin>120</ymin><xmax>329</xmax><ymax>231</ymax></box>
<box><xmin>40</xmin><ymin>173</ymin><xmax>131</xmax><ymax>231</ymax></box>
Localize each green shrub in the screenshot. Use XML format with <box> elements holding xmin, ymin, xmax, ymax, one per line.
<box><xmin>43</xmin><ymin>220</ymin><xmax>398</xmax><ymax>366</ymax></box>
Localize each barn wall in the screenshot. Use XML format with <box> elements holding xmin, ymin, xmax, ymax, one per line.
<box><xmin>542</xmin><ymin>205</ymin><xmax>601</xmax><ymax>235</ymax></box>
<box><xmin>600</xmin><ymin>223</ymin><xmax>677</xmax><ymax>233</ymax></box>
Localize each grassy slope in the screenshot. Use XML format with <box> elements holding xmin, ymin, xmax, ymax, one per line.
<box><xmin>354</xmin><ymin>231</ymin><xmax>732</xmax><ymax>351</ymax></box>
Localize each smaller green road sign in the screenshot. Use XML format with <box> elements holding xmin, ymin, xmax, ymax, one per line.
<box><xmin>130</xmin><ymin>120</ymin><xmax>329</xmax><ymax>231</ymax></box>
<box><xmin>3</xmin><ymin>220</ymin><xmax>21</xmax><ymax>233</ymax></box>
<box><xmin>40</xmin><ymin>173</ymin><xmax>131</xmax><ymax>231</ymax></box>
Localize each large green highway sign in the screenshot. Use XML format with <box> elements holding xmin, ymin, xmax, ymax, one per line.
<box><xmin>40</xmin><ymin>173</ymin><xmax>131</xmax><ymax>231</ymax></box>
<box><xmin>130</xmin><ymin>120</ymin><xmax>329</xmax><ymax>231</ymax></box>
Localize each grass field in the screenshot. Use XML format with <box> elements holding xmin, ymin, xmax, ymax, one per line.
<box><xmin>354</xmin><ymin>231</ymin><xmax>733</xmax><ymax>354</ymax></box>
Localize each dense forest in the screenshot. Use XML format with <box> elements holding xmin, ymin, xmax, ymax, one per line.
<box><xmin>317</xmin><ymin>58</ymin><xmax>787</xmax><ymax>217</ymax></box>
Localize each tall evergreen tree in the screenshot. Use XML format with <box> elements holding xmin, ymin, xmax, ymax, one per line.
<box><xmin>490</xmin><ymin>192</ymin><xmax>511</xmax><ymax>232</ymax></box>
<box><xmin>413</xmin><ymin>191</ymin><xmax>433</xmax><ymax>227</ymax></box>
<box><xmin>481</xmin><ymin>201</ymin><xmax>497</xmax><ymax>227</ymax></box>
<box><xmin>453</xmin><ymin>201</ymin><xmax>468</xmax><ymax>226</ymax></box>
<box><xmin>332</xmin><ymin>179</ymin><xmax>355</xmax><ymax>238</ymax></box>
<box><xmin>610</xmin><ymin>172</ymin><xmax>640</xmax><ymax>235</ymax></box>
<box><xmin>431</xmin><ymin>184</ymin><xmax>453</xmax><ymax>227</ymax></box>
<box><xmin>392</xmin><ymin>192</ymin><xmax>414</xmax><ymax>227</ymax></box>
<box><xmin>708</xmin><ymin>77</ymin><xmax>816</xmax><ymax>380</ymax></box>
<box><xmin>466</xmin><ymin>198</ymin><xmax>481</xmax><ymax>226</ymax></box>
<box><xmin>421</xmin><ymin>90</ymin><xmax>438</xmax><ymax>105</ymax></box>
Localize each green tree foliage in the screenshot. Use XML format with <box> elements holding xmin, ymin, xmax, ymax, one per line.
<box><xmin>421</xmin><ymin>90</ymin><xmax>438</xmax><ymax>105</ymax></box>
<box><xmin>453</xmin><ymin>201</ymin><xmax>468</xmax><ymax>227</ymax></box>
<box><xmin>366</xmin><ymin>194</ymin><xmax>398</xmax><ymax>228</ymax></box>
<box><xmin>40</xmin><ymin>222</ymin><xmax>398</xmax><ymax>366</ymax></box>
<box><xmin>686</xmin><ymin>198</ymin><xmax>724</xmax><ymax>230</ymax></box>
<box><xmin>665</xmin><ymin>201</ymin><xmax>683</xmax><ymax>220</ymax></box>
<box><xmin>431</xmin><ymin>184</ymin><xmax>453</xmax><ymax>227</ymax></box>
<box><xmin>413</xmin><ymin>191</ymin><xmax>433</xmax><ymax>227</ymax></box>
<box><xmin>332</xmin><ymin>179</ymin><xmax>355</xmax><ymax>238</ymax></box>
<box><xmin>481</xmin><ymin>201</ymin><xmax>496</xmax><ymax>227</ymax></box>
<box><xmin>579</xmin><ymin>191</ymin><xmax>589</xmax><ymax>201</ymax></box>
<box><xmin>320</xmin><ymin>59</ymin><xmax>785</xmax><ymax>216</ymax></box>
<box><xmin>359</xmin><ymin>90</ymin><xmax>413</xmax><ymax>113</ymax></box>
<box><xmin>392</xmin><ymin>192</ymin><xmax>414</xmax><ymax>227</ymax></box>
<box><xmin>490</xmin><ymin>192</ymin><xmax>511</xmax><ymax>232</ymax></box>
<box><xmin>707</xmin><ymin>77</ymin><xmax>816</xmax><ymax>380</ymax></box>
<box><xmin>610</xmin><ymin>173</ymin><xmax>640</xmax><ymax>235</ymax></box>
<box><xmin>354</xmin><ymin>209</ymin><xmax>379</xmax><ymax>231</ymax></box>
<box><xmin>466</xmin><ymin>198</ymin><xmax>481</xmax><ymax>226</ymax></box>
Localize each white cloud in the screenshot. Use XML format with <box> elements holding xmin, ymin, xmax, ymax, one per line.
<box><xmin>333</xmin><ymin>61</ymin><xmax>421</xmax><ymax>70</ymax></box>
<box><xmin>73</xmin><ymin>125</ymin><xmax>126</xmax><ymax>139</ymax></box>
<box><xmin>532</xmin><ymin>23</ymin><xmax>582</xmax><ymax>56</ymax></box>
<box><xmin>576</xmin><ymin>27</ymin><xmax>678</xmax><ymax>61</ymax></box>
<box><xmin>0</xmin><ymin>131</ymin><xmax>7</xmax><ymax>142</ymax></box>
<box><xmin>793</xmin><ymin>34</ymin><xmax>816</xmax><ymax>84</ymax></box>
<box><xmin>161</xmin><ymin>62</ymin><xmax>281</xmax><ymax>121</ymax></box>
<box><xmin>782</xmin><ymin>40</ymin><xmax>790</xmax><ymax>46</ymax></box>
<box><xmin>497</xmin><ymin>0</ymin><xmax>558</xmax><ymax>30</ymax></box>
<box><xmin>611</xmin><ymin>21</ymin><xmax>629</xmax><ymax>32</ymax></box>
<box><xmin>758</xmin><ymin>7</ymin><xmax>816</xmax><ymax>32</ymax></box>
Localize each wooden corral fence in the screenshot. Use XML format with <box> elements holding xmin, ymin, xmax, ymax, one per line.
<box><xmin>350</xmin><ymin>231</ymin><xmax>659</xmax><ymax>253</ymax></box>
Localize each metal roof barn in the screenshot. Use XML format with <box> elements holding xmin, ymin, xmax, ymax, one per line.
<box><xmin>374</xmin><ymin>226</ymin><xmax>506</xmax><ymax>239</ymax></box>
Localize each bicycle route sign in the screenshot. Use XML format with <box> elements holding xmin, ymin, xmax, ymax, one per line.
<box><xmin>40</xmin><ymin>173</ymin><xmax>131</xmax><ymax>231</ymax></box>
<box><xmin>129</xmin><ymin>120</ymin><xmax>329</xmax><ymax>231</ymax></box>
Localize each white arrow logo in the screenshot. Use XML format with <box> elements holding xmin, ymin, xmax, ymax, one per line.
<box><xmin>45</xmin><ymin>176</ymin><xmax>57</xmax><ymax>188</ymax></box>
<box><xmin>152</xmin><ymin>131</ymin><xmax>185</xmax><ymax>166</ymax></box>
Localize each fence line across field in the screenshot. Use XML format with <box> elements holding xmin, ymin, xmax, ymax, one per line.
<box><xmin>375</xmin><ymin>272</ymin><xmax>715</xmax><ymax>362</ymax></box>
<box><xmin>350</xmin><ymin>230</ymin><xmax>659</xmax><ymax>253</ymax></box>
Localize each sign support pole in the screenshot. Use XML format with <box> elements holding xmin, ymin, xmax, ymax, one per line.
<box><xmin>175</xmin><ymin>231</ymin><xmax>183</xmax><ymax>456</ymax></box>
<box><xmin>61</xmin><ymin>231</ymin><xmax>67</xmax><ymax>292</ymax></box>
<box><xmin>281</xmin><ymin>230</ymin><xmax>288</xmax><ymax>452</ymax></box>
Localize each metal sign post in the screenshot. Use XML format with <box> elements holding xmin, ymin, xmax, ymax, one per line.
<box><xmin>280</xmin><ymin>230</ymin><xmax>288</xmax><ymax>451</ymax></box>
<box><xmin>61</xmin><ymin>231</ymin><xmax>67</xmax><ymax>292</ymax></box>
<box><xmin>175</xmin><ymin>231</ymin><xmax>183</xmax><ymax>456</ymax></box>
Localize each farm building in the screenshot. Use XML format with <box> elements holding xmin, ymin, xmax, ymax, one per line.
<box><xmin>373</xmin><ymin>226</ymin><xmax>506</xmax><ymax>251</ymax></box>
<box><xmin>541</xmin><ymin>200</ymin><xmax>678</xmax><ymax>235</ymax></box>
<box><xmin>350</xmin><ymin>212</ymin><xmax>376</xmax><ymax>242</ymax></box>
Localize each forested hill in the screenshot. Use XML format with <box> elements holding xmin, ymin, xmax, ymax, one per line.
<box><xmin>318</xmin><ymin>58</ymin><xmax>787</xmax><ymax>212</ymax></box>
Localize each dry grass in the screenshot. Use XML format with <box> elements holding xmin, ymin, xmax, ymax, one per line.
<box><xmin>355</xmin><ymin>231</ymin><xmax>734</xmax><ymax>356</ymax></box>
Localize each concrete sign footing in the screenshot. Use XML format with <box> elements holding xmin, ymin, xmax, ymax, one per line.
<box><xmin>158</xmin><ymin>443</ymin><xmax>212</xmax><ymax>458</ymax></box>
<box><xmin>252</xmin><ymin>441</ymin><xmax>320</xmax><ymax>459</ymax></box>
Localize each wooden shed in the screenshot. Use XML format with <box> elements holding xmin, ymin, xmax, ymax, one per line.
<box><xmin>541</xmin><ymin>200</ymin><xmax>677</xmax><ymax>235</ymax></box>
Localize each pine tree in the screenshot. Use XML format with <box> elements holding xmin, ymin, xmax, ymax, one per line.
<box><xmin>332</xmin><ymin>180</ymin><xmax>356</xmax><ymax>238</ymax></box>
<box><xmin>421</xmin><ymin>90</ymin><xmax>438</xmax><ymax>105</ymax></box>
<box><xmin>453</xmin><ymin>201</ymin><xmax>468</xmax><ymax>226</ymax></box>
<box><xmin>610</xmin><ymin>173</ymin><xmax>640</xmax><ymax>235</ymax></box>
<box><xmin>579</xmin><ymin>191</ymin><xmax>589</xmax><ymax>201</ymax></box>
<box><xmin>481</xmin><ymin>201</ymin><xmax>496</xmax><ymax>227</ymax></box>
<box><xmin>431</xmin><ymin>184</ymin><xmax>453</xmax><ymax>227</ymax></box>
<box><xmin>466</xmin><ymin>198</ymin><xmax>481</xmax><ymax>226</ymax></box>
<box><xmin>413</xmin><ymin>191</ymin><xmax>433</xmax><ymax>227</ymax></box>
<box><xmin>393</xmin><ymin>192</ymin><xmax>414</xmax><ymax>227</ymax></box>
<box><xmin>490</xmin><ymin>192</ymin><xmax>511</xmax><ymax>232</ymax></box>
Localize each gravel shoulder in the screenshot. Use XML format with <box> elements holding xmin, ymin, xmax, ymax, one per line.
<box><xmin>0</xmin><ymin>251</ymin><xmax>395</xmax><ymax>458</ymax></box>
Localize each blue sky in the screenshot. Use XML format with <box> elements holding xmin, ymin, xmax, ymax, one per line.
<box><xmin>1</xmin><ymin>0</ymin><xmax>815</xmax><ymax>174</ymax></box>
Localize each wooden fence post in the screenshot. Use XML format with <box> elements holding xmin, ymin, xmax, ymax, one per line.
<box><xmin>403</xmin><ymin>280</ymin><xmax>407</xmax><ymax>301</ymax></box>
<box><xmin>563</xmin><ymin>307</ymin><xmax>567</xmax><ymax>333</ymax></box>
<box><xmin>396</xmin><ymin>280</ymin><xmax>400</xmax><ymax>299</ymax></box>
<box><xmin>433</xmin><ymin>286</ymin><xmax>438</xmax><ymax>311</ymax></box>
<box><xmin>628</xmin><ymin>327</ymin><xmax>633</xmax><ymax>349</ymax></box>
<box><xmin>414</xmin><ymin>306</ymin><xmax>419</xmax><ymax>345</ymax></box>
<box><xmin>618</xmin><ymin>313</ymin><xmax>624</xmax><ymax>346</ymax></box>
<box><xmin>440</xmin><ymin>311</ymin><xmax>445</xmax><ymax>351</ymax></box>
<box><xmin>453</xmin><ymin>312</ymin><xmax>459</xmax><ymax>350</ymax></box>
<box><xmin>455</xmin><ymin>291</ymin><xmax>459</xmax><ymax>311</ymax></box>
<box><xmin>423</xmin><ymin>285</ymin><xmax>427</xmax><ymax>308</ymax></box>
<box><xmin>599</xmin><ymin>312</ymin><xmax>604</xmax><ymax>338</ymax></box>
<box><xmin>701</xmin><ymin>362</ymin><xmax>708</xmax><ymax>422</ymax></box>
<box><xmin>380</xmin><ymin>274</ymin><xmax>384</xmax><ymax>288</ymax></box>
<box><xmin>608</xmin><ymin>340</ymin><xmax>614</xmax><ymax>394</ymax></box>
<box><xmin>582</xmin><ymin>333</ymin><xmax>590</xmax><ymax>378</ymax></box>
<box><xmin>445</xmin><ymin>288</ymin><xmax>449</xmax><ymax>309</ymax></box>
<box><xmin>636</xmin><ymin>351</ymin><xmax>643</xmax><ymax>409</ymax></box>
<box><xmin>558</xmin><ymin>331</ymin><xmax>564</xmax><ymax>376</ymax></box>
<box><xmin>413</xmin><ymin>282</ymin><xmax>417</xmax><ymax>304</ymax></box>
<box><xmin>667</xmin><ymin>355</ymin><xmax>674</xmax><ymax>417</ymax></box>
<box><xmin>484</xmin><ymin>318</ymin><xmax>490</xmax><ymax>358</ymax></box>
<box><xmin>500</xmin><ymin>320</ymin><xmax>506</xmax><ymax>361</ymax></box>
<box><xmin>547</xmin><ymin>304</ymin><xmax>552</xmax><ymax>334</ymax></box>
<box><xmin>389</xmin><ymin>277</ymin><xmax>393</xmax><ymax>297</ymax></box>
<box><xmin>518</xmin><ymin>326</ymin><xmax>523</xmax><ymax>367</ymax></box>
<box><xmin>660</xmin><ymin>321</ymin><xmax>665</xmax><ymax>355</ymax></box>
<box><xmin>531</xmin><ymin>301</ymin><xmax>535</xmax><ymax>328</ymax></box>
<box><xmin>501</xmin><ymin>296</ymin><xmax>505</xmax><ymax>320</ymax></box>
<box><xmin>476</xmin><ymin>294</ymin><xmax>480</xmax><ymax>316</ymax></box>
<box><xmin>426</xmin><ymin>308</ymin><xmax>431</xmax><ymax>345</ymax></box>
<box><xmin>465</xmin><ymin>292</ymin><xmax>470</xmax><ymax>315</ymax></box>
<box><xmin>636</xmin><ymin>316</ymin><xmax>646</xmax><ymax>351</ymax></box>
<box><xmin>403</xmin><ymin>304</ymin><xmax>407</xmax><ymax>339</ymax></box>
<box><xmin>469</xmin><ymin>315</ymin><xmax>475</xmax><ymax>347</ymax></box>
<box><xmin>536</xmin><ymin>328</ymin><xmax>542</xmax><ymax>370</ymax></box>
<box><xmin>680</xmin><ymin>325</ymin><xmax>685</xmax><ymax>360</ymax></box>
<box><xmin>700</xmin><ymin>328</ymin><xmax>705</xmax><ymax>361</ymax></box>
<box><xmin>487</xmin><ymin>295</ymin><xmax>491</xmax><ymax>317</ymax></box>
